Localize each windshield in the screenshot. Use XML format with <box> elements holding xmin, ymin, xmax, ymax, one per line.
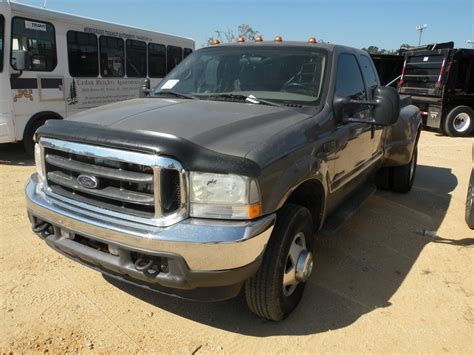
<box><xmin>153</xmin><ymin>46</ymin><xmax>327</xmax><ymax>105</ymax></box>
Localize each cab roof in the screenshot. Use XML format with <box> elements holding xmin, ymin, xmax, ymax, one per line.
<box><xmin>204</xmin><ymin>41</ymin><xmax>366</xmax><ymax>55</ymax></box>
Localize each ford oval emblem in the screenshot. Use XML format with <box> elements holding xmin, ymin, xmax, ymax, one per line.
<box><xmin>77</xmin><ymin>174</ymin><xmax>99</xmax><ymax>189</ymax></box>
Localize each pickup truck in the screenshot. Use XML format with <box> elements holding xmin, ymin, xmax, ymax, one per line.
<box><xmin>25</xmin><ymin>40</ymin><xmax>421</xmax><ymax>321</ymax></box>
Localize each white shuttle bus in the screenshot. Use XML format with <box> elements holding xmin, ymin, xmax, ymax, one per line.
<box><xmin>0</xmin><ymin>1</ymin><xmax>194</xmax><ymax>154</ymax></box>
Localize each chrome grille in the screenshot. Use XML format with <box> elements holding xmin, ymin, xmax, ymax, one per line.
<box><xmin>39</xmin><ymin>138</ymin><xmax>187</xmax><ymax>226</ymax></box>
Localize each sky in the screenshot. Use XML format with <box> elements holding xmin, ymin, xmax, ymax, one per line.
<box><xmin>9</xmin><ymin>0</ymin><xmax>474</xmax><ymax>49</ymax></box>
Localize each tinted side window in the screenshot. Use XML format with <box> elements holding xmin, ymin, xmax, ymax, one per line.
<box><xmin>0</xmin><ymin>15</ymin><xmax>4</xmax><ymax>72</ymax></box>
<box><xmin>11</xmin><ymin>17</ymin><xmax>57</xmax><ymax>71</ymax></box>
<box><xmin>99</xmin><ymin>36</ymin><xmax>124</xmax><ymax>77</ymax></box>
<box><xmin>167</xmin><ymin>45</ymin><xmax>182</xmax><ymax>73</ymax></box>
<box><xmin>126</xmin><ymin>39</ymin><xmax>147</xmax><ymax>78</ymax></box>
<box><xmin>335</xmin><ymin>54</ymin><xmax>366</xmax><ymax>100</ymax></box>
<box><xmin>67</xmin><ymin>31</ymin><xmax>98</xmax><ymax>77</ymax></box>
<box><xmin>183</xmin><ymin>48</ymin><xmax>193</xmax><ymax>59</ymax></box>
<box><xmin>360</xmin><ymin>55</ymin><xmax>379</xmax><ymax>93</ymax></box>
<box><xmin>148</xmin><ymin>43</ymin><xmax>166</xmax><ymax>78</ymax></box>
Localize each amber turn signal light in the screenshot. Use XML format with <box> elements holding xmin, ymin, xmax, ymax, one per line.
<box><xmin>247</xmin><ymin>203</ymin><xmax>262</xmax><ymax>219</ymax></box>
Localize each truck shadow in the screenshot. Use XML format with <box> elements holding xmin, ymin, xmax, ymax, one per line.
<box><xmin>0</xmin><ymin>142</ymin><xmax>33</xmax><ymax>166</ymax></box>
<box><xmin>106</xmin><ymin>164</ymin><xmax>465</xmax><ymax>336</ymax></box>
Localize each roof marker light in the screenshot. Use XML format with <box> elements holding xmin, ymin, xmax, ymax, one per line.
<box><xmin>237</xmin><ymin>36</ymin><xmax>245</xmax><ymax>43</ymax></box>
<box><xmin>255</xmin><ymin>35</ymin><xmax>263</xmax><ymax>42</ymax></box>
<box><xmin>274</xmin><ymin>35</ymin><xmax>283</xmax><ymax>42</ymax></box>
<box><xmin>308</xmin><ymin>37</ymin><xmax>317</xmax><ymax>43</ymax></box>
<box><xmin>211</xmin><ymin>39</ymin><xmax>221</xmax><ymax>45</ymax></box>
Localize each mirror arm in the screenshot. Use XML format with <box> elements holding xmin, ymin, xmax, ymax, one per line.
<box><xmin>10</xmin><ymin>70</ymin><xmax>23</xmax><ymax>79</ymax></box>
<box><xmin>344</xmin><ymin>117</ymin><xmax>377</xmax><ymax>124</ymax></box>
<box><xmin>348</xmin><ymin>99</ymin><xmax>378</xmax><ymax>106</ymax></box>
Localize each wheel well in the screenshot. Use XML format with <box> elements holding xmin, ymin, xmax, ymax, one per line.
<box><xmin>23</xmin><ymin>111</ymin><xmax>63</xmax><ymax>140</ymax></box>
<box><xmin>286</xmin><ymin>180</ymin><xmax>325</xmax><ymax>233</ymax></box>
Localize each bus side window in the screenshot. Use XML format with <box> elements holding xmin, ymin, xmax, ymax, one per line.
<box><xmin>167</xmin><ymin>45</ymin><xmax>182</xmax><ymax>74</ymax></box>
<box><xmin>67</xmin><ymin>30</ymin><xmax>98</xmax><ymax>77</ymax></box>
<box><xmin>148</xmin><ymin>43</ymin><xmax>166</xmax><ymax>78</ymax></box>
<box><xmin>0</xmin><ymin>15</ymin><xmax>4</xmax><ymax>72</ymax></box>
<box><xmin>11</xmin><ymin>17</ymin><xmax>57</xmax><ymax>72</ymax></box>
<box><xmin>183</xmin><ymin>48</ymin><xmax>193</xmax><ymax>59</ymax></box>
<box><xmin>99</xmin><ymin>36</ymin><xmax>124</xmax><ymax>77</ymax></box>
<box><xmin>126</xmin><ymin>39</ymin><xmax>147</xmax><ymax>78</ymax></box>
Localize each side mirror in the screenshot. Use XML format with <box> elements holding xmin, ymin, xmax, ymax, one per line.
<box><xmin>12</xmin><ymin>50</ymin><xmax>27</xmax><ymax>71</ymax></box>
<box><xmin>333</xmin><ymin>86</ymin><xmax>400</xmax><ymax>126</ymax></box>
<box><xmin>139</xmin><ymin>78</ymin><xmax>151</xmax><ymax>98</ymax></box>
<box><xmin>372</xmin><ymin>86</ymin><xmax>400</xmax><ymax>126</ymax></box>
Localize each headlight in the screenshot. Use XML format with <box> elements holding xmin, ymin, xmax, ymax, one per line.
<box><xmin>190</xmin><ymin>172</ymin><xmax>261</xmax><ymax>219</ymax></box>
<box><xmin>34</xmin><ymin>143</ymin><xmax>45</xmax><ymax>182</ymax></box>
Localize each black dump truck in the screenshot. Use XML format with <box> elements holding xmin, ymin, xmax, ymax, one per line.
<box><xmin>398</xmin><ymin>42</ymin><xmax>474</xmax><ymax>136</ymax></box>
<box><xmin>370</xmin><ymin>53</ymin><xmax>404</xmax><ymax>87</ymax></box>
<box><xmin>26</xmin><ymin>39</ymin><xmax>421</xmax><ymax>321</ymax></box>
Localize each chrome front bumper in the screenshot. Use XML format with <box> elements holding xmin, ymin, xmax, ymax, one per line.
<box><xmin>25</xmin><ymin>174</ymin><xmax>275</xmax><ymax>272</ymax></box>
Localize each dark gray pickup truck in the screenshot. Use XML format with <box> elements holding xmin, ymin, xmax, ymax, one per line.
<box><xmin>26</xmin><ymin>40</ymin><xmax>421</xmax><ymax>321</ymax></box>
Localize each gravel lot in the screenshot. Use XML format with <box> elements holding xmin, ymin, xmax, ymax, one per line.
<box><xmin>1</xmin><ymin>130</ymin><xmax>473</xmax><ymax>354</ymax></box>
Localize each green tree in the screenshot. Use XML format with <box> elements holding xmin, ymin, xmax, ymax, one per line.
<box><xmin>68</xmin><ymin>79</ymin><xmax>78</xmax><ymax>104</ymax></box>
<box><xmin>363</xmin><ymin>43</ymin><xmax>413</xmax><ymax>55</ymax></box>
<box><xmin>362</xmin><ymin>45</ymin><xmax>381</xmax><ymax>54</ymax></box>
<box><xmin>206</xmin><ymin>24</ymin><xmax>259</xmax><ymax>47</ymax></box>
<box><xmin>399</xmin><ymin>43</ymin><xmax>413</xmax><ymax>51</ymax></box>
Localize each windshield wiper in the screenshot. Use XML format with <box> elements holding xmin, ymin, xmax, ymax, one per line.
<box><xmin>153</xmin><ymin>90</ymin><xmax>198</xmax><ymax>100</ymax></box>
<box><xmin>207</xmin><ymin>94</ymin><xmax>282</xmax><ymax>107</ymax></box>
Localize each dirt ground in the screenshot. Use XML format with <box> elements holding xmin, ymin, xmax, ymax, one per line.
<box><xmin>0</xmin><ymin>131</ymin><xmax>473</xmax><ymax>354</ymax></box>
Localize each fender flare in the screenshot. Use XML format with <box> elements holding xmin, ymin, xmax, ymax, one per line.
<box><xmin>23</xmin><ymin>111</ymin><xmax>63</xmax><ymax>141</ymax></box>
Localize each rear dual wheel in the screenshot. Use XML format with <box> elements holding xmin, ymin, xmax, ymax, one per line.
<box><xmin>375</xmin><ymin>142</ymin><xmax>418</xmax><ymax>193</ymax></box>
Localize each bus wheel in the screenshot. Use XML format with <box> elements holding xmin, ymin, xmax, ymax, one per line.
<box><xmin>443</xmin><ymin>106</ymin><xmax>474</xmax><ymax>137</ymax></box>
<box><xmin>23</xmin><ymin>117</ymin><xmax>48</xmax><ymax>157</ymax></box>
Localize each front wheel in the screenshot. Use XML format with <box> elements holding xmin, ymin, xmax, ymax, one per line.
<box><xmin>245</xmin><ymin>204</ymin><xmax>314</xmax><ymax>321</ymax></box>
<box><xmin>443</xmin><ymin>106</ymin><xmax>474</xmax><ymax>137</ymax></box>
<box><xmin>23</xmin><ymin>118</ymin><xmax>48</xmax><ymax>157</ymax></box>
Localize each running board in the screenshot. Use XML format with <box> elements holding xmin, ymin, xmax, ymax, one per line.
<box><xmin>318</xmin><ymin>184</ymin><xmax>376</xmax><ymax>237</ymax></box>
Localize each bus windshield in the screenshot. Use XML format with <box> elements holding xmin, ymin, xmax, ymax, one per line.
<box><xmin>154</xmin><ymin>46</ymin><xmax>327</xmax><ymax>106</ymax></box>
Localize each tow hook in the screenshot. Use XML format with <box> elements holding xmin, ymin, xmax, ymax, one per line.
<box><xmin>134</xmin><ymin>257</ymin><xmax>161</xmax><ymax>279</ymax></box>
<box><xmin>32</xmin><ymin>221</ymin><xmax>54</xmax><ymax>239</ymax></box>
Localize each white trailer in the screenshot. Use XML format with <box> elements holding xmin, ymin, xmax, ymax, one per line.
<box><xmin>0</xmin><ymin>1</ymin><xmax>194</xmax><ymax>154</ymax></box>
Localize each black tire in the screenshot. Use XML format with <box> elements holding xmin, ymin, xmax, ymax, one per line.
<box><xmin>466</xmin><ymin>172</ymin><xmax>474</xmax><ymax>229</ymax></box>
<box><xmin>443</xmin><ymin>106</ymin><xmax>474</xmax><ymax>137</ymax></box>
<box><xmin>392</xmin><ymin>144</ymin><xmax>418</xmax><ymax>193</ymax></box>
<box><xmin>374</xmin><ymin>166</ymin><xmax>393</xmax><ymax>190</ymax></box>
<box><xmin>23</xmin><ymin>118</ymin><xmax>48</xmax><ymax>157</ymax></box>
<box><xmin>245</xmin><ymin>203</ymin><xmax>313</xmax><ymax>321</ymax></box>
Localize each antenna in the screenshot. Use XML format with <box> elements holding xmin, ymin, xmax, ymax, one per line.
<box><xmin>415</xmin><ymin>24</ymin><xmax>428</xmax><ymax>46</ymax></box>
<box><xmin>43</xmin><ymin>0</ymin><xmax>48</xmax><ymax>8</ymax></box>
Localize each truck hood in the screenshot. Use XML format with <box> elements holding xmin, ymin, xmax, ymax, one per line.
<box><xmin>68</xmin><ymin>98</ymin><xmax>312</xmax><ymax>157</ymax></box>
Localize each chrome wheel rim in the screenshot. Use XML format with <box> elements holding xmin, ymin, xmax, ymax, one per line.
<box><xmin>453</xmin><ymin>113</ymin><xmax>471</xmax><ymax>133</ymax></box>
<box><xmin>283</xmin><ymin>232</ymin><xmax>312</xmax><ymax>297</ymax></box>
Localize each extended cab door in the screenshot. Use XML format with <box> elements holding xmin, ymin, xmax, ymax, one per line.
<box><xmin>359</xmin><ymin>54</ymin><xmax>384</xmax><ymax>158</ymax></box>
<box><xmin>330</xmin><ymin>53</ymin><xmax>374</xmax><ymax>192</ymax></box>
